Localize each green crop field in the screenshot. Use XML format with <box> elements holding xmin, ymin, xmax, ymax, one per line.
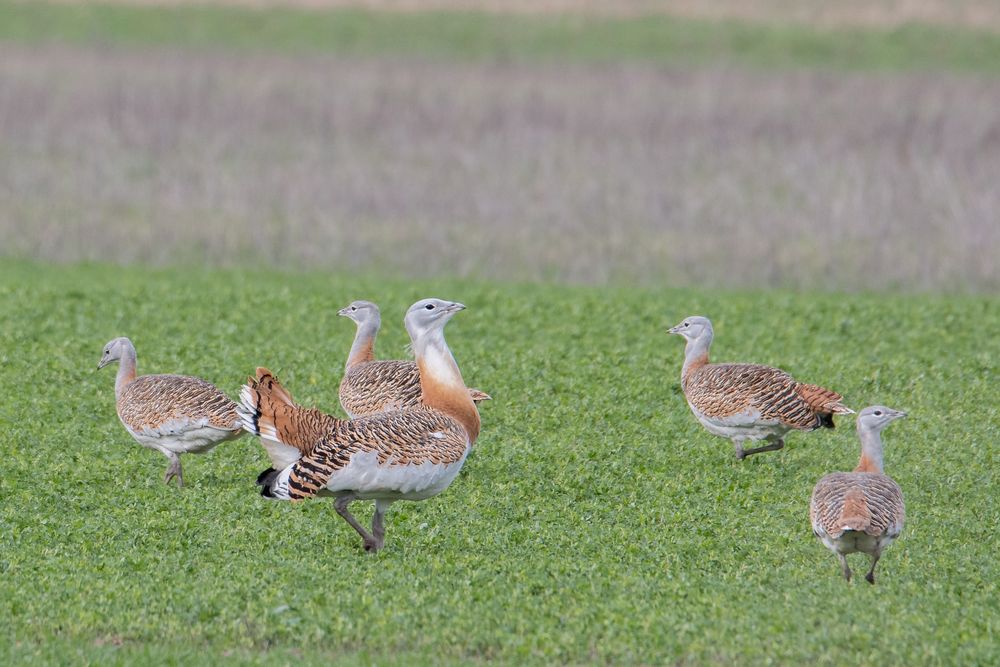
<box><xmin>3</xmin><ymin>1</ymin><xmax>1000</xmax><ymax>72</ymax></box>
<box><xmin>1</xmin><ymin>261</ymin><xmax>997</xmax><ymax>665</ymax></box>
<box><xmin>2</xmin><ymin>1</ymin><xmax>998</xmax><ymax>664</ymax></box>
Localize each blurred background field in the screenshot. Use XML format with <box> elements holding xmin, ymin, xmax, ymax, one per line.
<box><xmin>2</xmin><ymin>0</ymin><xmax>999</xmax><ymax>291</ymax></box>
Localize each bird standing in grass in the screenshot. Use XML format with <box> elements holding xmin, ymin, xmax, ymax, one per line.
<box><xmin>240</xmin><ymin>299</ymin><xmax>481</xmax><ymax>553</ymax></box>
<box><xmin>667</xmin><ymin>316</ymin><xmax>853</xmax><ymax>459</ymax></box>
<box><xmin>337</xmin><ymin>299</ymin><xmax>490</xmax><ymax>417</ymax></box>
<box><xmin>810</xmin><ymin>406</ymin><xmax>906</xmax><ymax>584</ymax></box>
<box><xmin>97</xmin><ymin>337</ymin><xmax>243</xmax><ymax>486</ymax></box>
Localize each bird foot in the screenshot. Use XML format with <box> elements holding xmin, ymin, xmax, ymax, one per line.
<box><xmin>865</xmin><ymin>572</ymin><xmax>876</xmax><ymax>585</ymax></box>
<box><xmin>164</xmin><ymin>460</ymin><xmax>184</xmax><ymax>487</ymax></box>
<box><xmin>363</xmin><ymin>537</ymin><xmax>382</xmax><ymax>553</ymax></box>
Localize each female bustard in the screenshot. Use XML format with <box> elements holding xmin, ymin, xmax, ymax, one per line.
<box><xmin>667</xmin><ymin>316</ymin><xmax>853</xmax><ymax>459</ymax></box>
<box><xmin>811</xmin><ymin>406</ymin><xmax>907</xmax><ymax>584</ymax></box>
<box><xmin>98</xmin><ymin>337</ymin><xmax>242</xmax><ymax>486</ymax></box>
<box><xmin>337</xmin><ymin>300</ymin><xmax>490</xmax><ymax>417</ymax></box>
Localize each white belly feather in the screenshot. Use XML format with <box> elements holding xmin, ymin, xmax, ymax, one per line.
<box><xmin>124</xmin><ymin>418</ymin><xmax>237</xmax><ymax>454</ymax></box>
<box><xmin>271</xmin><ymin>444</ymin><xmax>471</xmax><ymax>502</ymax></box>
<box><xmin>818</xmin><ymin>530</ymin><xmax>897</xmax><ymax>557</ymax></box>
<box><xmin>689</xmin><ymin>402</ymin><xmax>789</xmax><ymax>441</ymax></box>
<box><xmin>328</xmin><ymin>448</ymin><xmax>470</xmax><ymax>500</ymax></box>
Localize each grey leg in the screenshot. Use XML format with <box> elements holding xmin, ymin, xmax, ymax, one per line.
<box><xmin>367</xmin><ymin>499</ymin><xmax>394</xmax><ymax>553</ymax></box>
<box><xmin>838</xmin><ymin>554</ymin><xmax>852</xmax><ymax>582</ymax></box>
<box><xmin>739</xmin><ymin>439</ymin><xmax>785</xmax><ymax>459</ymax></box>
<box><xmin>335</xmin><ymin>495</ymin><xmax>376</xmax><ymax>549</ymax></box>
<box><xmin>164</xmin><ymin>454</ymin><xmax>184</xmax><ymax>487</ymax></box>
<box><xmin>865</xmin><ymin>552</ymin><xmax>881</xmax><ymax>585</ymax></box>
<box><xmin>732</xmin><ymin>438</ymin><xmax>747</xmax><ymax>460</ymax></box>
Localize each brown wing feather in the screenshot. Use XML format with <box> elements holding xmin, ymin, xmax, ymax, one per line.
<box><xmin>468</xmin><ymin>388</ymin><xmax>492</xmax><ymax>402</ymax></box>
<box><xmin>795</xmin><ymin>383</ymin><xmax>853</xmax><ymax>415</ymax></box>
<box><xmin>118</xmin><ymin>374</ymin><xmax>240</xmax><ymax>432</ymax></box>
<box><xmin>339</xmin><ymin>360</ymin><xmax>422</xmax><ymax>416</ymax></box>
<box><xmin>685</xmin><ymin>363</ymin><xmax>833</xmax><ymax>430</ymax></box>
<box><xmin>838</xmin><ymin>487</ymin><xmax>872</xmax><ymax>533</ymax></box>
<box><xmin>811</xmin><ymin>472</ymin><xmax>905</xmax><ymax>538</ymax></box>
<box><xmin>242</xmin><ymin>368</ymin><xmax>338</xmax><ymax>455</ymax></box>
<box><xmin>285</xmin><ymin>407</ymin><xmax>471</xmax><ymax>500</ymax></box>
<box><xmin>340</xmin><ymin>359</ymin><xmax>490</xmax><ymax>416</ymax></box>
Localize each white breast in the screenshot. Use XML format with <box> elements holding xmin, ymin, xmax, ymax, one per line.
<box><xmin>325</xmin><ymin>446</ymin><xmax>471</xmax><ymax>501</ymax></box>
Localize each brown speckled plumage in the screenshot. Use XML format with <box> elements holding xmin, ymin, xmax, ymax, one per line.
<box><xmin>340</xmin><ymin>355</ymin><xmax>491</xmax><ymax>417</ymax></box>
<box><xmin>243</xmin><ymin>298</ymin><xmax>479</xmax><ymax>553</ymax></box>
<box><xmin>810</xmin><ymin>473</ymin><xmax>905</xmax><ymax>539</ymax></box>
<box><xmin>118</xmin><ymin>374</ymin><xmax>241</xmax><ymax>433</ymax></box>
<box><xmin>809</xmin><ymin>405</ymin><xmax>906</xmax><ymax>583</ymax></box>
<box><xmin>683</xmin><ymin>363</ymin><xmax>851</xmax><ymax>431</ymax></box>
<box><xmin>668</xmin><ymin>316</ymin><xmax>852</xmax><ymax>459</ymax></box>
<box><xmin>243</xmin><ymin>368</ymin><xmax>471</xmax><ymax>501</ymax></box>
<box><xmin>98</xmin><ymin>336</ymin><xmax>242</xmax><ymax>486</ymax></box>
<box><xmin>338</xmin><ymin>300</ymin><xmax>490</xmax><ymax>417</ymax></box>
<box><xmin>339</xmin><ymin>360</ymin><xmax>423</xmax><ymax>416</ymax></box>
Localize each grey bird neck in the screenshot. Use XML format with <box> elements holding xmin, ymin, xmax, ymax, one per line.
<box><xmin>346</xmin><ymin>314</ymin><xmax>381</xmax><ymax>371</ymax></box>
<box><xmin>682</xmin><ymin>331</ymin><xmax>713</xmax><ymax>378</ymax></box>
<box><xmin>115</xmin><ymin>341</ymin><xmax>138</xmax><ymax>401</ymax></box>
<box><xmin>857</xmin><ymin>425</ymin><xmax>885</xmax><ymax>473</ymax></box>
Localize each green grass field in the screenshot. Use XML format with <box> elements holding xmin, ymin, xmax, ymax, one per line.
<box><xmin>1</xmin><ymin>261</ymin><xmax>997</xmax><ymax>665</ymax></box>
<box><xmin>3</xmin><ymin>1</ymin><xmax>1000</xmax><ymax>71</ymax></box>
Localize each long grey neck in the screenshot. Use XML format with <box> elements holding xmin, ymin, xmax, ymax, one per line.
<box><xmin>346</xmin><ymin>315</ymin><xmax>380</xmax><ymax>370</ymax></box>
<box><xmin>115</xmin><ymin>342</ymin><xmax>138</xmax><ymax>401</ymax></box>
<box><xmin>681</xmin><ymin>332</ymin><xmax>712</xmax><ymax>378</ymax></box>
<box><xmin>857</xmin><ymin>427</ymin><xmax>885</xmax><ymax>473</ymax></box>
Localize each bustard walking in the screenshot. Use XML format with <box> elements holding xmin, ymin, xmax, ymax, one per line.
<box><xmin>810</xmin><ymin>406</ymin><xmax>907</xmax><ymax>584</ymax></box>
<box><xmin>98</xmin><ymin>337</ymin><xmax>242</xmax><ymax>486</ymax></box>
<box><xmin>667</xmin><ymin>316</ymin><xmax>853</xmax><ymax>459</ymax></box>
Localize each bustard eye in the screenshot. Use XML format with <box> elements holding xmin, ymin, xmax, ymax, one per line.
<box><xmin>351</xmin><ymin>306</ymin><xmax>357</xmax><ymax>311</ymax></box>
<box><xmin>874</xmin><ymin>410</ymin><xmax>883</xmax><ymax>416</ymax></box>
<box><xmin>425</xmin><ymin>304</ymin><xmax>435</xmax><ymax>310</ymax></box>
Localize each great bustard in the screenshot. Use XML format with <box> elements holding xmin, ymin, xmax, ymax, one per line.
<box><xmin>667</xmin><ymin>316</ymin><xmax>853</xmax><ymax>459</ymax></box>
<box><xmin>337</xmin><ymin>300</ymin><xmax>490</xmax><ymax>417</ymax></box>
<box><xmin>240</xmin><ymin>299</ymin><xmax>482</xmax><ymax>553</ymax></box>
<box><xmin>97</xmin><ymin>337</ymin><xmax>242</xmax><ymax>486</ymax></box>
<box><xmin>811</xmin><ymin>406</ymin><xmax>907</xmax><ymax>584</ymax></box>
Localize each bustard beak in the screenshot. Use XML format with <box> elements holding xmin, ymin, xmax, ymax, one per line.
<box><xmin>445</xmin><ymin>302</ymin><xmax>466</xmax><ymax>314</ymax></box>
<box><xmin>337</xmin><ymin>307</ymin><xmax>350</xmax><ymax>317</ymax></box>
<box><xmin>667</xmin><ymin>325</ymin><xmax>682</xmax><ymax>335</ymax></box>
<box><xmin>97</xmin><ymin>358</ymin><xmax>110</xmax><ymax>370</ymax></box>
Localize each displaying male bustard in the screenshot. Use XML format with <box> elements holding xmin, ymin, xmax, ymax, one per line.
<box><xmin>667</xmin><ymin>316</ymin><xmax>853</xmax><ymax>459</ymax></box>
<box><xmin>811</xmin><ymin>406</ymin><xmax>907</xmax><ymax>584</ymax></box>
<box><xmin>337</xmin><ymin>300</ymin><xmax>490</xmax><ymax>417</ymax></box>
<box><xmin>98</xmin><ymin>337</ymin><xmax>243</xmax><ymax>486</ymax></box>
<box><xmin>240</xmin><ymin>299</ymin><xmax>481</xmax><ymax>553</ymax></box>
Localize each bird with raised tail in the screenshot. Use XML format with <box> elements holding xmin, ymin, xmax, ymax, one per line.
<box><xmin>667</xmin><ymin>316</ymin><xmax>854</xmax><ymax>459</ymax></box>
<box><xmin>337</xmin><ymin>299</ymin><xmax>491</xmax><ymax>417</ymax></box>
<box><xmin>97</xmin><ymin>337</ymin><xmax>243</xmax><ymax>486</ymax></box>
<box><xmin>239</xmin><ymin>299</ymin><xmax>481</xmax><ymax>553</ymax></box>
<box><xmin>810</xmin><ymin>406</ymin><xmax>907</xmax><ymax>584</ymax></box>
